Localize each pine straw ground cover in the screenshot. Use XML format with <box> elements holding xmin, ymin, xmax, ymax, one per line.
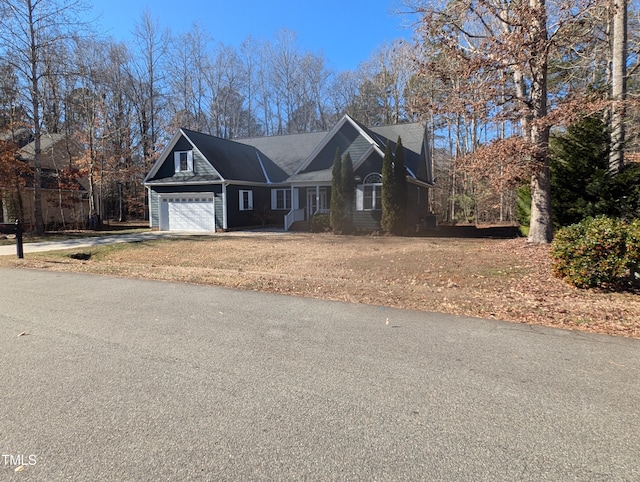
<box><xmin>1</xmin><ymin>233</ymin><xmax>639</xmax><ymax>338</ymax></box>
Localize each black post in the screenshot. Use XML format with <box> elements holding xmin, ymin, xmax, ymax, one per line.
<box><xmin>15</xmin><ymin>219</ymin><xmax>23</xmax><ymax>259</ymax></box>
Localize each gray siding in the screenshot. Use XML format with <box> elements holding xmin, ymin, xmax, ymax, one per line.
<box><xmin>353</xmin><ymin>209</ymin><xmax>382</xmax><ymax>231</ymax></box>
<box><xmin>215</xmin><ymin>190</ymin><xmax>224</xmax><ymax>229</ymax></box>
<box><xmin>150</xmin><ymin>189</ymin><xmax>159</xmax><ymax>228</ymax></box>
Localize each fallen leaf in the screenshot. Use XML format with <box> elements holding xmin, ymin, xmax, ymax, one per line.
<box><xmin>15</xmin><ymin>465</ymin><xmax>25</xmax><ymax>472</ymax></box>
<box><xmin>18</xmin><ymin>331</ymin><xmax>29</xmax><ymax>337</ymax></box>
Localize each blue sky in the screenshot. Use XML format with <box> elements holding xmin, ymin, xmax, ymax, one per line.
<box><xmin>88</xmin><ymin>0</ymin><xmax>417</xmax><ymax>71</ymax></box>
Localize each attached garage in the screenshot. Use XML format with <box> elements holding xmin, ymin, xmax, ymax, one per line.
<box><xmin>159</xmin><ymin>193</ymin><xmax>216</xmax><ymax>232</ymax></box>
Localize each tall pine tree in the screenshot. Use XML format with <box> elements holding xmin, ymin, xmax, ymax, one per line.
<box><xmin>381</xmin><ymin>141</ymin><xmax>396</xmax><ymax>233</ymax></box>
<box><xmin>550</xmin><ymin>115</ymin><xmax>609</xmax><ymax>227</ymax></box>
<box><xmin>341</xmin><ymin>152</ymin><xmax>355</xmax><ymax>234</ymax></box>
<box><xmin>330</xmin><ymin>148</ymin><xmax>344</xmax><ymax>234</ymax></box>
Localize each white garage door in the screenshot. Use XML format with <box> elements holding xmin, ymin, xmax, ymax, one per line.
<box><xmin>159</xmin><ymin>194</ymin><xmax>215</xmax><ymax>232</ymax></box>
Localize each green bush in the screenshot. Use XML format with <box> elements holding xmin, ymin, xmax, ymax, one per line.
<box><xmin>626</xmin><ymin>220</ymin><xmax>640</xmax><ymax>285</ymax></box>
<box><xmin>551</xmin><ymin>216</ymin><xmax>640</xmax><ymax>288</ymax></box>
<box><xmin>516</xmin><ymin>185</ymin><xmax>531</xmax><ymax>236</ymax></box>
<box><xmin>311</xmin><ymin>214</ymin><xmax>330</xmax><ymax>233</ymax></box>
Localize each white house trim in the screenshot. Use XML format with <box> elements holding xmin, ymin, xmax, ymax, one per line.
<box><xmin>144</xmin><ymin>130</ymin><xmax>183</xmax><ymax>181</ymax></box>
<box><xmin>256</xmin><ymin>151</ymin><xmax>272</xmax><ymax>184</ymax></box>
<box><xmin>147</xmin><ymin>186</ymin><xmax>153</xmax><ymax>228</ymax></box>
<box><xmin>146</xmin><ymin>180</ymin><xmax>224</xmax><ymax>187</ymax></box>
<box><xmin>351</xmin><ymin>145</ymin><xmax>383</xmax><ymax>172</ymax></box>
<box><xmin>407</xmin><ymin>176</ymin><xmax>435</xmax><ymax>188</ymax></box>
<box><xmin>222</xmin><ymin>184</ymin><xmax>228</xmax><ymax>230</ymax></box>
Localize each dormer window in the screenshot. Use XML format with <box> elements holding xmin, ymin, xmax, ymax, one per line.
<box><xmin>174</xmin><ymin>150</ymin><xmax>193</xmax><ymax>173</ymax></box>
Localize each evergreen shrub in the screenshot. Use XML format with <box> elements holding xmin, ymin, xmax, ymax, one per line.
<box><xmin>551</xmin><ymin>216</ymin><xmax>640</xmax><ymax>288</ymax></box>
<box><xmin>311</xmin><ymin>214</ymin><xmax>330</xmax><ymax>233</ymax></box>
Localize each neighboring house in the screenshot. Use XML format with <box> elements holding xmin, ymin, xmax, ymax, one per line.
<box><xmin>144</xmin><ymin>115</ymin><xmax>435</xmax><ymax>232</ymax></box>
<box><xmin>9</xmin><ymin>133</ymin><xmax>89</xmax><ymax>230</ymax></box>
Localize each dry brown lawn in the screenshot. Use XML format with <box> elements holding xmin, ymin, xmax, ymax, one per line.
<box><xmin>2</xmin><ymin>232</ymin><xmax>639</xmax><ymax>338</ymax></box>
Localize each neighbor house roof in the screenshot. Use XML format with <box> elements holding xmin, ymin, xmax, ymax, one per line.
<box><xmin>18</xmin><ymin>133</ymin><xmax>83</xmax><ymax>171</ymax></box>
<box><xmin>0</xmin><ymin>127</ymin><xmax>32</xmax><ymax>147</ymax></box>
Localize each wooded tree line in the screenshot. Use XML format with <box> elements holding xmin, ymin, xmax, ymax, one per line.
<box><xmin>411</xmin><ymin>0</ymin><xmax>640</xmax><ymax>242</ymax></box>
<box><xmin>0</xmin><ymin>0</ymin><xmax>638</xmax><ymax>240</ymax></box>
<box><xmin>0</xmin><ymin>1</ymin><xmax>422</xmax><ymax>232</ymax></box>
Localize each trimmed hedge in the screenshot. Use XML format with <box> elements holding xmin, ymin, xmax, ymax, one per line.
<box><xmin>551</xmin><ymin>216</ymin><xmax>640</xmax><ymax>288</ymax></box>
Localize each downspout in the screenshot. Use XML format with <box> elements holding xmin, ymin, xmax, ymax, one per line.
<box><xmin>147</xmin><ymin>186</ymin><xmax>152</xmax><ymax>228</ymax></box>
<box><xmin>222</xmin><ymin>183</ymin><xmax>228</xmax><ymax>230</ymax></box>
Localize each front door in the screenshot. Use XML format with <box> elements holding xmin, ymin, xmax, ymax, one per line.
<box><xmin>306</xmin><ymin>187</ymin><xmax>327</xmax><ymax>219</ymax></box>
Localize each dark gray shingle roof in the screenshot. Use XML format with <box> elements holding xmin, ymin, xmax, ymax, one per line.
<box><xmin>235</xmin><ymin>131</ymin><xmax>327</xmax><ymax>176</ymax></box>
<box><xmin>147</xmin><ymin>117</ymin><xmax>430</xmax><ymax>186</ymax></box>
<box><xmin>183</xmin><ymin>129</ymin><xmax>289</xmax><ymax>183</ymax></box>
<box><xmin>237</xmin><ymin>119</ymin><xmax>427</xmax><ymax>181</ymax></box>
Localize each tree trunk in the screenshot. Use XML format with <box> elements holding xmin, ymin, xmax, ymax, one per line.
<box><xmin>28</xmin><ymin>0</ymin><xmax>44</xmax><ymax>234</ymax></box>
<box><xmin>526</xmin><ymin>0</ymin><xmax>553</xmax><ymax>243</ymax></box>
<box><xmin>609</xmin><ymin>0</ymin><xmax>627</xmax><ymax>174</ymax></box>
<box><xmin>529</xmin><ymin>164</ymin><xmax>553</xmax><ymax>243</ymax></box>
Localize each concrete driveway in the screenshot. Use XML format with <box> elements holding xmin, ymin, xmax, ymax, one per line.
<box><xmin>0</xmin><ymin>231</ymin><xmax>179</xmax><ymax>256</ymax></box>
<box><xmin>0</xmin><ymin>229</ymin><xmax>290</xmax><ymax>257</ymax></box>
<box><xmin>1</xmin><ymin>269</ymin><xmax>639</xmax><ymax>480</ymax></box>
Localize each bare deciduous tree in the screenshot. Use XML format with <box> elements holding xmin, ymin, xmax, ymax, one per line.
<box><xmin>0</xmin><ymin>0</ymin><xmax>90</xmax><ymax>233</ymax></box>
<box><xmin>610</xmin><ymin>0</ymin><xmax>628</xmax><ymax>173</ymax></box>
<box><xmin>411</xmin><ymin>0</ymin><xmax>606</xmax><ymax>243</ymax></box>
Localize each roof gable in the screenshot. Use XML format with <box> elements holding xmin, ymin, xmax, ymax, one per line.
<box><xmin>18</xmin><ymin>133</ymin><xmax>83</xmax><ymax>170</ymax></box>
<box><xmin>293</xmin><ymin>115</ymin><xmax>385</xmax><ymax>176</ymax></box>
<box><xmin>145</xmin><ymin>129</ymin><xmax>289</xmax><ymax>185</ymax></box>
<box><xmin>366</xmin><ymin>121</ymin><xmax>434</xmax><ymax>184</ymax></box>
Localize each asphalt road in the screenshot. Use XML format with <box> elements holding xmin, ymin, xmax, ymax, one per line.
<box><xmin>1</xmin><ymin>269</ymin><xmax>639</xmax><ymax>481</ymax></box>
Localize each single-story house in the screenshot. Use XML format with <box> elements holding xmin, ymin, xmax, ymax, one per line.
<box><xmin>143</xmin><ymin>114</ymin><xmax>434</xmax><ymax>232</ymax></box>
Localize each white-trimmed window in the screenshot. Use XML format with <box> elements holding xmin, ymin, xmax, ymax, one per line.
<box><xmin>356</xmin><ymin>173</ymin><xmax>382</xmax><ymax>211</ymax></box>
<box><xmin>239</xmin><ymin>190</ymin><xmax>253</xmax><ymax>211</ymax></box>
<box><xmin>271</xmin><ymin>189</ymin><xmax>291</xmax><ymax>210</ymax></box>
<box><xmin>174</xmin><ymin>150</ymin><xmax>194</xmax><ymax>173</ymax></box>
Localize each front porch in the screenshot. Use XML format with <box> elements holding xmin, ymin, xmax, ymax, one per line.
<box><xmin>284</xmin><ymin>185</ymin><xmax>330</xmax><ymax>231</ymax></box>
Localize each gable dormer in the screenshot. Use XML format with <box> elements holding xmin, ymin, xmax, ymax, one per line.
<box><xmin>173</xmin><ymin>150</ymin><xmax>193</xmax><ymax>173</ymax></box>
<box><xmin>295</xmin><ymin>115</ymin><xmax>383</xmax><ymax>176</ymax></box>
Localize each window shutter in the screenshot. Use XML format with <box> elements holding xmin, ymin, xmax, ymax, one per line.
<box><xmin>187</xmin><ymin>150</ymin><xmax>194</xmax><ymax>171</ymax></box>
<box><xmin>271</xmin><ymin>189</ymin><xmax>277</xmax><ymax>210</ymax></box>
<box><xmin>174</xmin><ymin>152</ymin><xmax>181</xmax><ymax>172</ymax></box>
<box><xmin>356</xmin><ymin>185</ymin><xmax>364</xmax><ymax>211</ymax></box>
<box><xmin>285</xmin><ymin>189</ymin><xmax>291</xmax><ymax>210</ymax></box>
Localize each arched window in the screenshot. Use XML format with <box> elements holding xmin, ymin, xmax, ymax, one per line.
<box><xmin>357</xmin><ymin>172</ymin><xmax>382</xmax><ymax>211</ymax></box>
<box><xmin>363</xmin><ymin>173</ymin><xmax>382</xmax><ymax>184</ymax></box>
